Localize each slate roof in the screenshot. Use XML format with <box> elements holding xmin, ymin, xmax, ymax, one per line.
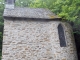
<box><xmin>3</xmin><ymin>7</ymin><xmax>61</xmax><ymax>20</ymax></box>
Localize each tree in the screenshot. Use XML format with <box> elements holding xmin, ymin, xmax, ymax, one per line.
<box><xmin>29</xmin><ymin>0</ymin><xmax>80</xmax><ymax>24</ymax></box>
<box><xmin>15</xmin><ymin>0</ymin><xmax>34</xmax><ymax>7</ymax></box>
<box><xmin>0</xmin><ymin>0</ymin><xmax>4</xmax><ymax>59</ymax></box>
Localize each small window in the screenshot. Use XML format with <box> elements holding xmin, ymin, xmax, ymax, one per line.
<box><xmin>58</xmin><ymin>24</ymin><xmax>66</xmax><ymax>47</ymax></box>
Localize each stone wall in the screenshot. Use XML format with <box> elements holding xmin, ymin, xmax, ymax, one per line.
<box><xmin>2</xmin><ymin>19</ymin><xmax>78</xmax><ymax>60</ymax></box>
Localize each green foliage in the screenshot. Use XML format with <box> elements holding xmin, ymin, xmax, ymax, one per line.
<box><xmin>0</xmin><ymin>0</ymin><xmax>79</xmax><ymax>59</ymax></box>
<box><xmin>0</xmin><ymin>0</ymin><xmax>4</xmax><ymax>59</ymax></box>
<box><xmin>0</xmin><ymin>1</ymin><xmax>4</xmax><ymax>39</ymax></box>
<box><xmin>15</xmin><ymin>0</ymin><xmax>80</xmax><ymax>23</ymax></box>
<box><xmin>29</xmin><ymin>0</ymin><xmax>80</xmax><ymax>23</ymax></box>
<box><xmin>15</xmin><ymin>0</ymin><xmax>34</xmax><ymax>7</ymax></box>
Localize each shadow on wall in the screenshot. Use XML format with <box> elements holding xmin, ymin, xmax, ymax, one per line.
<box><xmin>74</xmin><ymin>33</ymin><xmax>80</xmax><ymax>60</ymax></box>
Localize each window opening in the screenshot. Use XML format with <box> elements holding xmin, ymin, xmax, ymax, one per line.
<box><xmin>58</xmin><ymin>24</ymin><xmax>66</xmax><ymax>47</ymax></box>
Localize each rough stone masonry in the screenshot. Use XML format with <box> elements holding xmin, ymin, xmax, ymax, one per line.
<box><xmin>2</xmin><ymin>0</ymin><xmax>78</xmax><ymax>60</ymax></box>
<box><xmin>2</xmin><ymin>7</ymin><xmax>78</xmax><ymax>60</ymax></box>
